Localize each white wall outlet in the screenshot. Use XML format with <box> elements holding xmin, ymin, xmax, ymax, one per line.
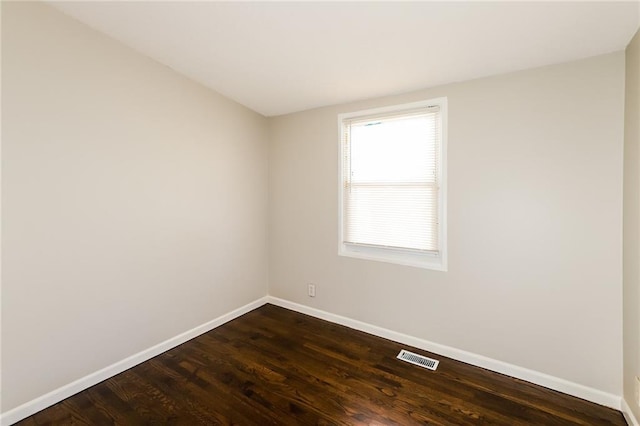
<box><xmin>308</xmin><ymin>283</ymin><xmax>316</xmax><ymax>297</ymax></box>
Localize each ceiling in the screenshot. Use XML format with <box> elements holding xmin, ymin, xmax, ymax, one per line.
<box><xmin>50</xmin><ymin>1</ymin><xmax>639</xmax><ymax>117</ymax></box>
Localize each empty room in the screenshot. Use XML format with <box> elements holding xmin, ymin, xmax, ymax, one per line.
<box><xmin>2</xmin><ymin>1</ymin><xmax>640</xmax><ymax>425</ymax></box>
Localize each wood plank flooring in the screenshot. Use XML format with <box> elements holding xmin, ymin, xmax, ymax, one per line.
<box><xmin>16</xmin><ymin>304</ymin><xmax>626</xmax><ymax>425</ymax></box>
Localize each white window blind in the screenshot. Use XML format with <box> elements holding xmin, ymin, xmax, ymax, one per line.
<box><xmin>341</xmin><ymin>105</ymin><xmax>441</xmax><ymax>254</ymax></box>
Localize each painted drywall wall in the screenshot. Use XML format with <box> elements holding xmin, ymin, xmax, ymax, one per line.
<box><xmin>269</xmin><ymin>53</ymin><xmax>625</xmax><ymax>395</ymax></box>
<box><xmin>1</xmin><ymin>1</ymin><xmax>268</xmax><ymax>412</ymax></box>
<box><xmin>624</xmin><ymin>26</ymin><xmax>640</xmax><ymax>421</ymax></box>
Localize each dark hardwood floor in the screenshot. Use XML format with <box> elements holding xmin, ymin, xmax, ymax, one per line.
<box><xmin>16</xmin><ymin>304</ymin><xmax>626</xmax><ymax>425</ymax></box>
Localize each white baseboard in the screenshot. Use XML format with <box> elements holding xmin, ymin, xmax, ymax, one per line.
<box><xmin>266</xmin><ymin>296</ymin><xmax>622</xmax><ymax>411</ymax></box>
<box><xmin>623</xmin><ymin>399</ymin><xmax>640</xmax><ymax>426</ymax></box>
<box><xmin>0</xmin><ymin>296</ymin><xmax>269</xmax><ymax>426</ymax></box>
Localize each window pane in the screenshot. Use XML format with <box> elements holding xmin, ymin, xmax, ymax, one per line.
<box><xmin>345</xmin><ymin>184</ymin><xmax>438</xmax><ymax>251</ymax></box>
<box><xmin>349</xmin><ymin>113</ymin><xmax>437</xmax><ymax>184</ymax></box>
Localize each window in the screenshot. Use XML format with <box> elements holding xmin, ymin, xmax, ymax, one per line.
<box><xmin>338</xmin><ymin>98</ymin><xmax>447</xmax><ymax>270</ymax></box>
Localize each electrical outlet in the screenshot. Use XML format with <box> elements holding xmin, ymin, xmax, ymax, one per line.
<box><xmin>308</xmin><ymin>283</ymin><xmax>316</xmax><ymax>297</ymax></box>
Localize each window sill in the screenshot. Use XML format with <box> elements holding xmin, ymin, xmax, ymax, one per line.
<box><xmin>339</xmin><ymin>244</ymin><xmax>447</xmax><ymax>271</ymax></box>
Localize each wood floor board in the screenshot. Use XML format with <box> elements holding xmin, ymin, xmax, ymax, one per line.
<box><xmin>14</xmin><ymin>304</ymin><xmax>626</xmax><ymax>425</ymax></box>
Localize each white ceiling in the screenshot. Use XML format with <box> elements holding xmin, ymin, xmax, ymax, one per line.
<box><xmin>50</xmin><ymin>1</ymin><xmax>639</xmax><ymax>117</ymax></box>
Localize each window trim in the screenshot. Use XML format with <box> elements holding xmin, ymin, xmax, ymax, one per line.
<box><xmin>337</xmin><ymin>98</ymin><xmax>448</xmax><ymax>271</ymax></box>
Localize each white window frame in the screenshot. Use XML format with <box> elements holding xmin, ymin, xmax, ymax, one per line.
<box><xmin>337</xmin><ymin>98</ymin><xmax>448</xmax><ymax>271</ymax></box>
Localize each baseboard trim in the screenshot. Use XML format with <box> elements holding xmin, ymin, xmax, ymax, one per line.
<box><xmin>1</xmin><ymin>296</ymin><xmax>269</xmax><ymax>426</ymax></box>
<box><xmin>623</xmin><ymin>399</ymin><xmax>640</xmax><ymax>426</ymax></box>
<box><xmin>266</xmin><ymin>296</ymin><xmax>622</xmax><ymax>411</ymax></box>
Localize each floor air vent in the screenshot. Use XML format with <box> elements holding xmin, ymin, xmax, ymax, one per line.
<box><xmin>397</xmin><ymin>349</ymin><xmax>439</xmax><ymax>371</ymax></box>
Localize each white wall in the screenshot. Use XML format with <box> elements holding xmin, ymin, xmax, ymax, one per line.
<box><xmin>624</xmin><ymin>27</ymin><xmax>640</xmax><ymax>420</ymax></box>
<box><xmin>1</xmin><ymin>2</ymin><xmax>268</xmax><ymax>411</ymax></box>
<box><xmin>269</xmin><ymin>53</ymin><xmax>625</xmax><ymax>395</ymax></box>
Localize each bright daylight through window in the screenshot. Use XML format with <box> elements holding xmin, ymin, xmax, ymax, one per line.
<box><xmin>338</xmin><ymin>98</ymin><xmax>447</xmax><ymax>270</ymax></box>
